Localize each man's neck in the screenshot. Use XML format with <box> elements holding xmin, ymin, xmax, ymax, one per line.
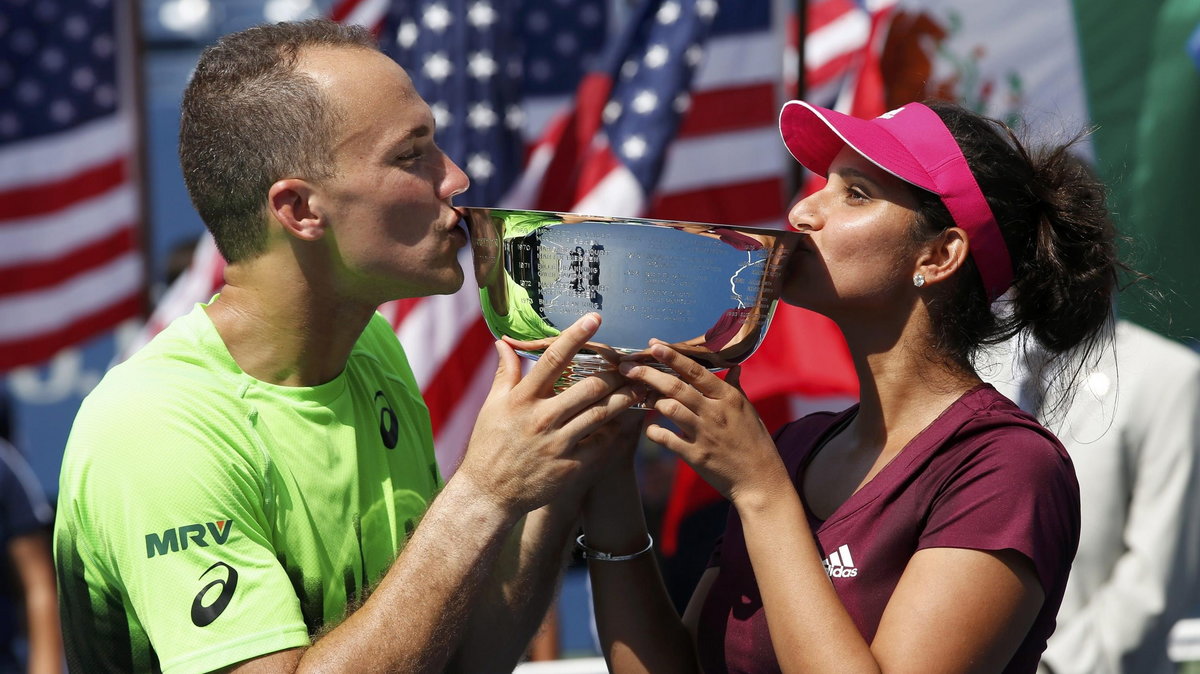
<box><xmin>205</xmin><ymin>264</ymin><xmax>378</xmax><ymax>387</ymax></box>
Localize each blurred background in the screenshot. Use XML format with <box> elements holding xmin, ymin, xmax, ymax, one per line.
<box><xmin>2</xmin><ymin>0</ymin><xmax>1199</xmax><ymax>669</ymax></box>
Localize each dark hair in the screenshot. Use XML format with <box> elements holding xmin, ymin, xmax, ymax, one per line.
<box><xmin>910</xmin><ymin>100</ymin><xmax>1119</xmax><ymax>376</ymax></box>
<box><xmin>178</xmin><ymin>20</ymin><xmax>378</xmax><ymax>263</ymax></box>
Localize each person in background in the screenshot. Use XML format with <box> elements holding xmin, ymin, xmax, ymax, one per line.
<box><xmin>578</xmin><ymin>99</ymin><xmax>1122</xmax><ymax>672</ymax></box>
<box><xmin>0</xmin><ymin>394</ymin><xmax>62</xmax><ymax>674</ymax></box>
<box><xmin>53</xmin><ymin>20</ymin><xmax>634</xmax><ymax>673</ymax></box>
<box><xmin>981</xmin><ymin>317</ymin><xmax>1200</xmax><ymax>674</ymax></box>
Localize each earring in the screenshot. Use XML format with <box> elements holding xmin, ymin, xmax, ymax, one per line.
<box><xmin>913</xmin><ymin>273</ymin><xmax>926</xmax><ymax>288</ymax></box>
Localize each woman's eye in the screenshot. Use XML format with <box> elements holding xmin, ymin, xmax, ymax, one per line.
<box><xmin>845</xmin><ymin>186</ymin><xmax>868</xmax><ymax>202</ymax></box>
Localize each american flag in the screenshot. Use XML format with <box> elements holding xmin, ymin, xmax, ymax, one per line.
<box><xmin>796</xmin><ymin>0</ymin><xmax>896</xmax><ymax>108</ymax></box>
<box><xmin>135</xmin><ymin>0</ymin><xmax>877</xmax><ymax>479</ymax></box>
<box><xmin>0</xmin><ymin>0</ymin><xmax>144</xmax><ymax>372</ymax></box>
<box><xmin>331</xmin><ymin>0</ymin><xmax>792</xmax><ymax>474</ymax></box>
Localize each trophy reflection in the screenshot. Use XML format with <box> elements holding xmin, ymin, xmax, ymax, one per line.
<box><xmin>461</xmin><ymin>208</ymin><xmax>801</xmax><ymax>407</ymax></box>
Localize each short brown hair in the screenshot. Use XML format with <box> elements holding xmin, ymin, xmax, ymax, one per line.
<box><xmin>179</xmin><ymin>20</ymin><xmax>377</xmax><ymax>263</ymax></box>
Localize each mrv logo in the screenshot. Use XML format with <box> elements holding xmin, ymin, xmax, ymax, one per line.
<box><xmin>146</xmin><ymin>520</ymin><xmax>234</xmax><ymax>558</ymax></box>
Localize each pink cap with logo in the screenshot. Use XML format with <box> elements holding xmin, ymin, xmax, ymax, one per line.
<box><xmin>779</xmin><ymin>100</ymin><xmax>1014</xmax><ymax>302</ymax></box>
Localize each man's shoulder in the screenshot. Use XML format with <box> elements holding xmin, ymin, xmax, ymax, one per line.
<box><xmin>67</xmin><ymin>310</ymin><xmax>254</xmax><ymax>474</ymax></box>
<box><xmin>1114</xmin><ymin>320</ymin><xmax>1200</xmax><ymax>383</ymax></box>
<box><xmin>348</xmin><ymin>311</ymin><xmax>419</xmax><ymax>386</ymax></box>
<box><xmin>86</xmin><ymin>334</ymin><xmax>240</xmax><ymax>421</ymax></box>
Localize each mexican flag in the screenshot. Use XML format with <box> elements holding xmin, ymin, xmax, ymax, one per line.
<box><xmin>878</xmin><ymin>0</ymin><xmax>1200</xmax><ymax>345</ymax></box>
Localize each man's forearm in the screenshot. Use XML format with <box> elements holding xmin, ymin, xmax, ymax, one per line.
<box><xmin>296</xmin><ymin>474</ymin><xmax>522</xmax><ymax>673</ymax></box>
<box><xmin>449</xmin><ymin>498</ymin><xmax>582</xmax><ymax>671</ymax></box>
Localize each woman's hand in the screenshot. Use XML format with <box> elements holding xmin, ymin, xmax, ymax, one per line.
<box><xmin>617</xmin><ymin>342</ymin><xmax>789</xmax><ymax>508</ymax></box>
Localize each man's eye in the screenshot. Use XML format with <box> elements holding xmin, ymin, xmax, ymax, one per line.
<box><xmin>397</xmin><ymin>151</ymin><xmax>423</xmax><ymax>162</ymax></box>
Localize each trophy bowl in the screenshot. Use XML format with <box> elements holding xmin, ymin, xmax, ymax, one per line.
<box><xmin>460</xmin><ymin>207</ymin><xmax>802</xmax><ymax>405</ymax></box>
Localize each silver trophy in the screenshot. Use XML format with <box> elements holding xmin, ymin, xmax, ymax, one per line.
<box><xmin>460</xmin><ymin>207</ymin><xmax>801</xmax><ymax>405</ymax></box>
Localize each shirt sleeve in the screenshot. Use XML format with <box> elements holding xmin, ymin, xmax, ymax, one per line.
<box><xmin>1</xmin><ymin>439</ymin><xmax>51</xmax><ymax>540</ymax></box>
<box><xmin>56</xmin><ymin>377</ymin><xmax>310</xmax><ymax>674</ymax></box>
<box><xmin>918</xmin><ymin>421</ymin><xmax>1080</xmax><ymax>595</ymax></box>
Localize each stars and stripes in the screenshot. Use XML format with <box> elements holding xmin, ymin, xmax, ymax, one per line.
<box><xmin>510</xmin><ymin>0</ymin><xmax>786</xmax><ymax>227</ymax></box>
<box><xmin>377</xmin><ymin>0</ymin><xmax>528</xmax><ymax>207</ymax></box>
<box><xmin>0</xmin><ymin>0</ymin><xmax>144</xmax><ymax>371</ymax></box>
<box><xmin>330</xmin><ymin>0</ymin><xmax>793</xmax><ymax>473</ymax></box>
<box><xmin>135</xmin><ymin>0</ymin><xmax>865</xmax><ymax>479</ymax></box>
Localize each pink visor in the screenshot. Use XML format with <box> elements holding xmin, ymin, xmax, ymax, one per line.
<box><xmin>779</xmin><ymin>101</ymin><xmax>1013</xmax><ymax>302</ymax></box>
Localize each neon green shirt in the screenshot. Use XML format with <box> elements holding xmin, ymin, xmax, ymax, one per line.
<box><xmin>54</xmin><ymin>303</ymin><xmax>443</xmax><ymax>673</ymax></box>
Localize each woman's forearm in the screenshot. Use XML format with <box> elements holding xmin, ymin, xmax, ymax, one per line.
<box><xmin>582</xmin><ymin>463</ymin><xmax>701</xmax><ymax>674</ymax></box>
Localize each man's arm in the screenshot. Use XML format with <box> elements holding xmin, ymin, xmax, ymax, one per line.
<box><xmin>9</xmin><ymin>532</ymin><xmax>63</xmax><ymax>674</ymax></box>
<box><xmin>444</xmin><ymin>501</ymin><xmax>578</xmax><ymax>671</ymax></box>
<box><xmin>229</xmin><ymin>313</ymin><xmax>636</xmax><ymax>673</ymax></box>
<box><xmin>447</xmin><ymin>411</ymin><xmax>648</xmax><ymax>671</ymax></box>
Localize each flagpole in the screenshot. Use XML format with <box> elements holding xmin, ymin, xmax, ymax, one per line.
<box><xmin>124</xmin><ymin>0</ymin><xmax>155</xmax><ymax>320</ymax></box>
<box><xmin>791</xmin><ymin>0</ymin><xmax>808</xmax><ymax>196</ymax></box>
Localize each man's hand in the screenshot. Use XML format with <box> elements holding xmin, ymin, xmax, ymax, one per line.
<box><xmin>456</xmin><ymin>313</ymin><xmax>638</xmax><ymax>517</ymax></box>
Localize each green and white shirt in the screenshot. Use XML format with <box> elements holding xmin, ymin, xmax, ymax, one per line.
<box><xmin>54</xmin><ymin>303</ymin><xmax>443</xmax><ymax>673</ymax></box>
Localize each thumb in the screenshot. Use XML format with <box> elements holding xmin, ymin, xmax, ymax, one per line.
<box><xmin>489</xmin><ymin>340</ymin><xmax>522</xmax><ymax>395</ymax></box>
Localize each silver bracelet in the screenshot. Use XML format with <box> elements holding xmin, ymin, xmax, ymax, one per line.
<box><xmin>576</xmin><ymin>534</ymin><xmax>654</xmax><ymax>562</ymax></box>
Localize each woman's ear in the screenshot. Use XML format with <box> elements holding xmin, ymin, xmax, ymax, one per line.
<box><xmin>915</xmin><ymin>227</ymin><xmax>970</xmax><ymax>287</ymax></box>
<box><xmin>268</xmin><ymin>179</ymin><xmax>325</xmax><ymax>242</ymax></box>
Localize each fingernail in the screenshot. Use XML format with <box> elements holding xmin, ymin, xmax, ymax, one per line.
<box><xmin>581</xmin><ymin>313</ymin><xmax>600</xmax><ymax>331</ymax></box>
<box><xmin>618</xmin><ymin>361</ymin><xmax>636</xmax><ymax>375</ymax></box>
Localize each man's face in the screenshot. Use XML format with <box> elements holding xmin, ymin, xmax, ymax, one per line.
<box><xmin>300</xmin><ymin>47</ymin><xmax>471</xmax><ymax>302</ymax></box>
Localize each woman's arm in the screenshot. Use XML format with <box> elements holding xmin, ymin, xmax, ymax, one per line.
<box><xmin>738</xmin><ymin>485</ymin><xmax>1044</xmax><ymax>672</ymax></box>
<box><xmin>580</xmin><ymin>417</ymin><xmax>703</xmax><ymax>674</ymax></box>
<box><xmin>622</xmin><ymin>344</ymin><xmax>1047</xmax><ymax>673</ymax></box>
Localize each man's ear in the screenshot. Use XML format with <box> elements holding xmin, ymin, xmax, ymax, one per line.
<box><xmin>915</xmin><ymin>227</ymin><xmax>970</xmax><ymax>287</ymax></box>
<box><xmin>268</xmin><ymin>179</ymin><xmax>325</xmax><ymax>242</ymax></box>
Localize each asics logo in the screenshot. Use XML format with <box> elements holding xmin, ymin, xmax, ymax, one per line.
<box><xmin>375</xmin><ymin>390</ymin><xmax>399</xmax><ymax>449</ymax></box>
<box><xmin>191</xmin><ymin>561</ymin><xmax>238</xmax><ymax>627</ymax></box>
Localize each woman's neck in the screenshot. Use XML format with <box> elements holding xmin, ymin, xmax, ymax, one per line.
<box><xmin>840</xmin><ymin>312</ymin><xmax>982</xmax><ymax>455</ymax></box>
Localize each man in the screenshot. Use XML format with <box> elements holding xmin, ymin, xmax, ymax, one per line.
<box><xmin>983</xmin><ymin>318</ymin><xmax>1200</xmax><ymax>673</ymax></box>
<box><xmin>53</xmin><ymin>20</ymin><xmax>634</xmax><ymax>673</ymax></box>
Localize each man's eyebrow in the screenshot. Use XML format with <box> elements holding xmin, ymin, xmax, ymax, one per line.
<box><xmin>382</xmin><ymin>124</ymin><xmax>433</xmax><ymax>154</ymax></box>
<box><xmin>388</xmin><ymin>123</ymin><xmax>433</xmax><ymax>145</ymax></box>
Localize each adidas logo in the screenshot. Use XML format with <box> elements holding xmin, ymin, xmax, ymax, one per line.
<box><xmin>822</xmin><ymin>544</ymin><xmax>859</xmax><ymax>578</ymax></box>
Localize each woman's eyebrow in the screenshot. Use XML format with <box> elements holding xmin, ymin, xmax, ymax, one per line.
<box><xmin>833</xmin><ymin>166</ymin><xmax>878</xmax><ymax>185</ymax></box>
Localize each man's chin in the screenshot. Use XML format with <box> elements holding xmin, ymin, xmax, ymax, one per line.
<box><xmin>424</xmin><ymin>270</ymin><xmax>466</xmax><ymax>298</ymax></box>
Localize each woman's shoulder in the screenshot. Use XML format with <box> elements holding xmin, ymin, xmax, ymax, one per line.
<box><xmin>935</xmin><ymin>385</ymin><xmax>1075</xmax><ymax>487</ymax></box>
<box><xmin>955</xmin><ymin>385</ymin><xmax>1063</xmax><ymax>447</ymax></box>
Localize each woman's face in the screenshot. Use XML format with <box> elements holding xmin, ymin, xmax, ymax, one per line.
<box><xmin>781</xmin><ymin>146</ymin><xmax>923</xmax><ymax>316</ymax></box>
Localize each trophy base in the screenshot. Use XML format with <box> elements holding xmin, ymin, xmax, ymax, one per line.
<box><xmin>550</xmin><ymin>354</ymin><xmax>681</xmax><ymax>411</ymax></box>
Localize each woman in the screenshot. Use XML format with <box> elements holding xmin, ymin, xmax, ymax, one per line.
<box><xmin>577</xmin><ymin>100</ymin><xmax>1118</xmax><ymax>673</ymax></box>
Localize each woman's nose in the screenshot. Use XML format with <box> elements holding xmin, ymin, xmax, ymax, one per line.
<box><xmin>787</xmin><ymin>190</ymin><xmax>823</xmax><ymax>233</ymax></box>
